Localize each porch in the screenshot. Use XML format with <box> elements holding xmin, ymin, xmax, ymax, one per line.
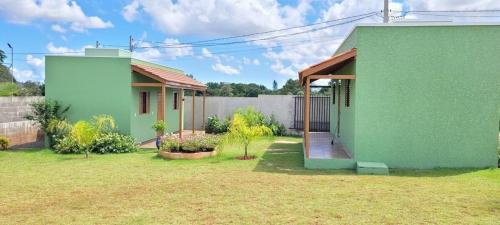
<box><xmin>309</xmin><ymin>132</ymin><xmax>352</xmax><ymax>159</ymax></box>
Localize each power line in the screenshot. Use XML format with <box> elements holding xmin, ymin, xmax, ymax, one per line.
<box><xmin>404</xmin><ymin>12</ymin><xmax>500</xmax><ymax>18</ymax></box>
<box><xmin>138</xmin><ymin>13</ymin><xmax>377</xmax><ymax>49</ymax></box>
<box><xmin>144</xmin><ymin>11</ymin><xmax>378</xmax><ymax>47</ymax></box>
<box><xmin>403</xmin><ymin>9</ymin><xmax>500</xmax><ymax>13</ymax></box>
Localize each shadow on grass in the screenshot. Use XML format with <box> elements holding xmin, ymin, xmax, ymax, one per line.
<box><xmin>3</xmin><ymin>148</ymin><xmax>47</xmax><ymax>153</ymax></box>
<box><xmin>389</xmin><ymin>168</ymin><xmax>498</xmax><ymax>177</ymax></box>
<box><xmin>253</xmin><ymin>141</ymin><xmax>354</xmax><ymax>175</ymax></box>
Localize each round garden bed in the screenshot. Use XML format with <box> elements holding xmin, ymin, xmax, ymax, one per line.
<box><xmin>158</xmin><ymin>149</ymin><xmax>217</xmax><ymax>160</ymax></box>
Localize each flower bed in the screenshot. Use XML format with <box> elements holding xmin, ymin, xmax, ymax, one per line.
<box><xmin>158</xmin><ymin>134</ymin><xmax>221</xmax><ymax>160</ymax></box>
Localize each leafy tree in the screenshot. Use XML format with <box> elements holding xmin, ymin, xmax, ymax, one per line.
<box><xmin>272</xmin><ymin>80</ymin><xmax>278</xmax><ymax>91</ymax></box>
<box><xmin>0</xmin><ymin>49</ymin><xmax>6</xmax><ymax>63</ymax></box>
<box><xmin>0</xmin><ymin>49</ymin><xmax>15</xmax><ymax>83</ymax></box>
<box><xmin>279</xmin><ymin>79</ymin><xmax>302</xmax><ymax>95</ymax></box>
<box><xmin>226</xmin><ymin>113</ymin><xmax>272</xmax><ymax>159</ymax></box>
<box><xmin>19</xmin><ymin>81</ymin><xmax>44</xmax><ymax>96</ymax></box>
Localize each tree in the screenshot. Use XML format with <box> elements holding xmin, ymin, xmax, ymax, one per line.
<box><xmin>24</xmin><ymin>100</ymin><xmax>70</xmax><ymax>147</ymax></box>
<box><xmin>72</xmin><ymin>121</ymin><xmax>97</xmax><ymax>158</ymax></box>
<box><xmin>19</xmin><ymin>81</ymin><xmax>44</xmax><ymax>96</ymax></box>
<box><xmin>280</xmin><ymin>79</ymin><xmax>302</xmax><ymax>95</ymax></box>
<box><xmin>0</xmin><ymin>49</ymin><xmax>6</xmax><ymax>63</ymax></box>
<box><xmin>0</xmin><ymin>49</ymin><xmax>15</xmax><ymax>83</ymax></box>
<box><xmin>227</xmin><ymin>113</ymin><xmax>272</xmax><ymax>160</ymax></box>
<box><xmin>0</xmin><ymin>82</ymin><xmax>19</xmax><ymax>96</ymax></box>
<box><xmin>272</xmin><ymin>80</ymin><xmax>278</xmax><ymax>91</ymax></box>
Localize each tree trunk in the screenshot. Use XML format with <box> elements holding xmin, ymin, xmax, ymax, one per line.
<box><xmin>85</xmin><ymin>149</ymin><xmax>89</xmax><ymax>158</ymax></box>
<box><xmin>244</xmin><ymin>144</ymin><xmax>248</xmax><ymax>159</ymax></box>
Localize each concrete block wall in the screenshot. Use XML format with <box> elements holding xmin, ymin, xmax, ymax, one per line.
<box><xmin>0</xmin><ymin>97</ymin><xmax>44</xmax><ymax>148</ymax></box>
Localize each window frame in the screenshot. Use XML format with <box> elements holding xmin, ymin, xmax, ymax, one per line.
<box><xmin>173</xmin><ymin>92</ymin><xmax>178</xmax><ymax>110</ymax></box>
<box><xmin>139</xmin><ymin>91</ymin><xmax>150</xmax><ymax>114</ymax></box>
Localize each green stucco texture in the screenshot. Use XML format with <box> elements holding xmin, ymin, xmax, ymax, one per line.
<box><xmin>45</xmin><ymin>49</ymin><xmax>186</xmax><ymax>143</ymax></box>
<box><xmin>307</xmin><ymin>24</ymin><xmax>500</xmax><ymax>169</ymax></box>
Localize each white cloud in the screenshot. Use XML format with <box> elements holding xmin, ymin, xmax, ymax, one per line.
<box><xmin>405</xmin><ymin>0</ymin><xmax>500</xmax><ymax>23</ymax></box>
<box><xmin>162</xmin><ymin>38</ymin><xmax>193</xmax><ymax>59</ymax></box>
<box><xmin>201</xmin><ymin>48</ymin><xmax>215</xmax><ymax>58</ymax></box>
<box><xmin>0</xmin><ymin>0</ymin><xmax>113</xmax><ymax>32</ymax></box>
<box><xmin>122</xmin><ymin>0</ymin><xmax>140</xmax><ymax>22</ymax></box>
<box><xmin>51</xmin><ymin>24</ymin><xmax>66</xmax><ymax>33</ymax></box>
<box><xmin>26</xmin><ymin>55</ymin><xmax>43</xmax><ymax>67</ymax></box>
<box><xmin>122</xmin><ymin>0</ymin><xmax>311</xmax><ymax>36</ymax></box>
<box><xmin>46</xmin><ymin>42</ymin><xmax>93</xmax><ymax>55</ymax></box>
<box><xmin>212</xmin><ymin>63</ymin><xmax>240</xmax><ymax>75</ymax></box>
<box><xmin>13</xmin><ymin>68</ymin><xmax>41</xmax><ymax>82</ymax></box>
<box><xmin>243</xmin><ymin>57</ymin><xmax>260</xmax><ymax>66</ymax></box>
<box><xmin>132</xmin><ymin>42</ymin><xmax>162</xmax><ymax>61</ymax></box>
<box><xmin>253</xmin><ymin>59</ymin><xmax>260</xmax><ymax>65</ymax></box>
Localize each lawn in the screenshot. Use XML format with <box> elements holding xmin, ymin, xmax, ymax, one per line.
<box><xmin>0</xmin><ymin>136</ymin><xmax>499</xmax><ymax>225</ymax></box>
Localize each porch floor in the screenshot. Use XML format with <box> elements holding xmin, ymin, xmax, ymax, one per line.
<box><xmin>309</xmin><ymin>132</ymin><xmax>352</xmax><ymax>159</ymax></box>
<box><xmin>140</xmin><ymin>130</ymin><xmax>205</xmax><ymax>149</ymax></box>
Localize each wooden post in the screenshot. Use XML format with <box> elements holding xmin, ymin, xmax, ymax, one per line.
<box><xmin>192</xmin><ymin>90</ymin><xmax>195</xmax><ymax>134</ymax></box>
<box><xmin>178</xmin><ymin>88</ymin><xmax>184</xmax><ymax>139</ymax></box>
<box><xmin>303</xmin><ymin>77</ymin><xmax>311</xmax><ymax>158</ymax></box>
<box><xmin>157</xmin><ymin>85</ymin><xmax>165</xmax><ymax>121</ymax></box>
<box><xmin>202</xmin><ymin>90</ymin><xmax>206</xmax><ymax>130</ymax></box>
<box><xmin>337</xmin><ymin>80</ymin><xmax>341</xmax><ymax>137</ymax></box>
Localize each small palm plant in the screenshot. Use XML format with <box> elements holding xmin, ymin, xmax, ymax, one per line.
<box><xmin>72</xmin><ymin>121</ymin><xmax>97</xmax><ymax>158</ymax></box>
<box><xmin>226</xmin><ymin>113</ymin><xmax>272</xmax><ymax>160</ymax></box>
<box><xmin>152</xmin><ymin>120</ymin><xmax>167</xmax><ymax>136</ymax></box>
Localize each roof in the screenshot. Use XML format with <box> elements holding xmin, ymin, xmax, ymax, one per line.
<box><xmin>132</xmin><ymin>63</ymin><xmax>206</xmax><ymax>90</ymax></box>
<box><xmin>298</xmin><ymin>48</ymin><xmax>356</xmax><ymax>85</ymax></box>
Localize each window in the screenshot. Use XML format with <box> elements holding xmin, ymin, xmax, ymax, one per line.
<box><xmin>139</xmin><ymin>91</ymin><xmax>150</xmax><ymax>114</ymax></box>
<box><xmin>173</xmin><ymin>92</ymin><xmax>178</xmax><ymax>110</ymax></box>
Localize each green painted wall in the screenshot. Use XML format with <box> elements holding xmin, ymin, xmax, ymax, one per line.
<box><xmin>165</xmin><ymin>88</ymin><xmax>181</xmax><ymax>133</ymax></box>
<box><xmin>45</xmin><ymin>56</ymin><xmax>132</xmax><ymax>134</ymax></box>
<box><xmin>351</xmin><ymin>25</ymin><xmax>500</xmax><ymax>169</ymax></box>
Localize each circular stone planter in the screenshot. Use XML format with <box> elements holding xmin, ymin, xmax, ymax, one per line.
<box><xmin>158</xmin><ymin>150</ymin><xmax>217</xmax><ymax>160</ymax></box>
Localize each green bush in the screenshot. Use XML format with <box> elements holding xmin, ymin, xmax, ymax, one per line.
<box><xmin>205</xmin><ymin>115</ymin><xmax>230</xmax><ymax>134</ymax></box>
<box><xmin>236</xmin><ymin>107</ymin><xmax>265</xmax><ymax>126</ymax></box>
<box><xmin>24</xmin><ymin>99</ymin><xmax>70</xmax><ymax>147</ymax></box>
<box><xmin>53</xmin><ymin>135</ymin><xmax>82</xmax><ymax>154</ymax></box>
<box><xmin>265</xmin><ymin>115</ymin><xmax>287</xmax><ymax>136</ymax></box>
<box><xmin>161</xmin><ymin>134</ymin><xmax>221</xmax><ymax>153</ymax></box>
<box><xmin>152</xmin><ymin>120</ymin><xmax>167</xmax><ymax>135</ymax></box>
<box><xmin>47</xmin><ymin>119</ymin><xmax>73</xmax><ymax>146</ymax></box>
<box><xmin>90</xmin><ymin>132</ymin><xmax>139</xmax><ymax>154</ymax></box>
<box><xmin>0</xmin><ymin>136</ymin><xmax>10</xmax><ymax>150</ymax></box>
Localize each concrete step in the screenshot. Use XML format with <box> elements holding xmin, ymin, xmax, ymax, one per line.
<box><xmin>356</xmin><ymin>161</ymin><xmax>389</xmax><ymax>175</ymax></box>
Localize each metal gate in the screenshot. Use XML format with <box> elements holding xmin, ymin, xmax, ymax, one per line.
<box><xmin>291</xmin><ymin>96</ymin><xmax>330</xmax><ymax>132</ymax></box>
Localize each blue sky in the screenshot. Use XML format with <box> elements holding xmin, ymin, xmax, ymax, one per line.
<box><xmin>0</xmin><ymin>0</ymin><xmax>497</xmax><ymax>88</ymax></box>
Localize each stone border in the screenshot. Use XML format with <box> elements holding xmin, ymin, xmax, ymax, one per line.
<box><xmin>158</xmin><ymin>150</ymin><xmax>217</xmax><ymax>160</ymax></box>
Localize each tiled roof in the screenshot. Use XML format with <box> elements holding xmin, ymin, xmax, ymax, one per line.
<box><xmin>298</xmin><ymin>48</ymin><xmax>356</xmax><ymax>84</ymax></box>
<box><xmin>132</xmin><ymin>64</ymin><xmax>206</xmax><ymax>90</ymax></box>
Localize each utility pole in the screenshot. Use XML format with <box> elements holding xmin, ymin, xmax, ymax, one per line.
<box><xmin>7</xmin><ymin>43</ymin><xmax>13</xmax><ymax>100</ymax></box>
<box><xmin>129</xmin><ymin>35</ymin><xmax>134</xmax><ymax>52</ymax></box>
<box><xmin>383</xmin><ymin>0</ymin><xmax>389</xmax><ymax>23</ymax></box>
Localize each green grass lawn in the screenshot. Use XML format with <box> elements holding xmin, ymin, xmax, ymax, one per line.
<box><xmin>1</xmin><ymin>137</ymin><xmax>499</xmax><ymax>225</ymax></box>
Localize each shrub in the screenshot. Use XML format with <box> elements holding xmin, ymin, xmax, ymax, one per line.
<box><xmin>236</xmin><ymin>107</ymin><xmax>265</xmax><ymax>126</ymax></box>
<box><xmin>89</xmin><ymin>132</ymin><xmax>139</xmax><ymax>154</ymax></box>
<box><xmin>161</xmin><ymin>134</ymin><xmax>221</xmax><ymax>153</ymax></box>
<box><xmin>53</xmin><ymin>135</ymin><xmax>81</xmax><ymax>154</ymax></box>
<box><xmin>24</xmin><ymin>99</ymin><xmax>70</xmax><ymax>147</ymax></box>
<box><xmin>205</xmin><ymin>115</ymin><xmax>230</xmax><ymax>134</ymax></box>
<box><xmin>152</xmin><ymin>120</ymin><xmax>167</xmax><ymax>135</ymax></box>
<box><xmin>265</xmin><ymin>115</ymin><xmax>287</xmax><ymax>136</ymax></box>
<box><xmin>0</xmin><ymin>136</ymin><xmax>10</xmax><ymax>150</ymax></box>
<box><xmin>92</xmin><ymin>114</ymin><xmax>116</xmax><ymax>134</ymax></box>
<box><xmin>47</xmin><ymin>119</ymin><xmax>73</xmax><ymax>146</ymax></box>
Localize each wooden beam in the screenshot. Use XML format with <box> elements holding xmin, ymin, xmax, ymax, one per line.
<box><xmin>308</xmin><ymin>74</ymin><xmax>355</xmax><ymax>80</ymax></box>
<box><xmin>178</xmin><ymin>89</ymin><xmax>184</xmax><ymax>139</ymax></box>
<box><xmin>299</xmin><ymin>48</ymin><xmax>356</xmax><ymax>83</ymax></box>
<box><xmin>132</xmin><ymin>82</ymin><xmax>164</xmax><ymax>87</ymax></box>
<box><xmin>202</xmin><ymin>91</ymin><xmax>206</xmax><ymax>131</ymax></box>
<box><xmin>303</xmin><ymin>77</ymin><xmax>311</xmax><ymax>159</ymax></box>
<box><xmin>157</xmin><ymin>85</ymin><xmax>165</xmax><ymax>121</ymax></box>
<box><xmin>337</xmin><ymin>81</ymin><xmax>341</xmax><ymax>138</ymax></box>
<box><xmin>192</xmin><ymin>90</ymin><xmax>195</xmax><ymax>134</ymax></box>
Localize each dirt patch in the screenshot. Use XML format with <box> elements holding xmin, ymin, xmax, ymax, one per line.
<box><xmin>235</xmin><ymin>155</ymin><xmax>256</xmax><ymax>160</ymax></box>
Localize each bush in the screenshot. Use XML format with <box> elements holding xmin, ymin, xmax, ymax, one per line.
<box><xmin>205</xmin><ymin>115</ymin><xmax>230</xmax><ymax>134</ymax></box>
<box><xmin>161</xmin><ymin>134</ymin><xmax>221</xmax><ymax>153</ymax></box>
<box><xmin>47</xmin><ymin>119</ymin><xmax>73</xmax><ymax>146</ymax></box>
<box><xmin>265</xmin><ymin>115</ymin><xmax>287</xmax><ymax>136</ymax></box>
<box><xmin>152</xmin><ymin>120</ymin><xmax>167</xmax><ymax>135</ymax></box>
<box><xmin>0</xmin><ymin>136</ymin><xmax>10</xmax><ymax>150</ymax></box>
<box><xmin>24</xmin><ymin>99</ymin><xmax>70</xmax><ymax>147</ymax></box>
<box><xmin>53</xmin><ymin>135</ymin><xmax>82</xmax><ymax>154</ymax></box>
<box><xmin>89</xmin><ymin>133</ymin><xmax>139</xmax><ymax>154</ymax></box>
<box><xmin>236</xmin><ymin>107</ymin><xmax>265</xmax><ymax>126</ymax></box>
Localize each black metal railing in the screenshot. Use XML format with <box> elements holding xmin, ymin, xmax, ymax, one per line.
<box><xmin>291</xmin><ymin>96</ymin><xmax>330</xmax><ymax>132</ymax></box>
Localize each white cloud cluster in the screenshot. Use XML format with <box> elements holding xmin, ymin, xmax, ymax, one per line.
<box><xmin>132</xmin><ymin>38</ymin><xmax>193</xmax><ymax>61</ymax></box>
<box><xmin>211</xmin><ymin>63</ymin><xmax>240</xmax><ymax>75</ymax></box>
<box><xmin>122</xmin><ymin>0</ymin><xmax>310</xmax><ymax>36</ymax></box>
<box><xmin>0</xmin><ymin>0</ymin><xmax>113</xmax><ymax>32</ymax></box>
<box><xmin>46</xmin><ymin>42</ymin><xmax>93</xmax><ymax>55</ymax></box>
<box><xmin>26</xmin><ymin>55</ymin><xmax>44</xmax><ymax>67</ymax></box>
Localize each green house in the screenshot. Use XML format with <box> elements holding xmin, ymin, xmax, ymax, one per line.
<box><xmin>45</xmin><ymin>48</ymin><xmax>207</xmax><ymax>143</ymax></box>
<box><xmin>299</xmin><ymin>23</ymin><xmax>500</xmax><ymax>171</ymax></box>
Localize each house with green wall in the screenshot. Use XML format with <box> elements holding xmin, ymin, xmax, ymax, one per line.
<box><xmin>45</xmin><ymin>48</ymin><xmax>207</xmax><ymax>143</ymax></box>
<box><xmin>299</xmin><ymin>23</ymin><xmax>500</xmax><ymax>172</ymax></box>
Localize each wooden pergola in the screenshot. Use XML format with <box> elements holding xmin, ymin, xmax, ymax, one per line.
<box><xmin>131</xmin><ymin>64</ymin><xmax>207</xmax><ymax>139</ymax></box>
<box><xmin>298</xmin><ymin>48</ymin><xmax>357</xmax><ymax>158</ymax></box>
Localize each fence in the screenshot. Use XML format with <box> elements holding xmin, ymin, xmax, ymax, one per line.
<box><xmin>291</xmin><ymin>96</ymin><xmax>331</xmax><ymax>132</ymax></box>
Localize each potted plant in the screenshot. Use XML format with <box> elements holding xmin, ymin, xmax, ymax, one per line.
<box><xmin>152</xmin><ymin>120</ymin><xmax>167</xmax><ymax>150</ymax></box>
